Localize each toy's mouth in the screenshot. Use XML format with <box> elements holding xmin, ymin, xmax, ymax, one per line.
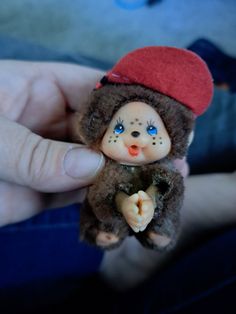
<box><xmin>128</xmin><ymin>145</ymin><xmax>140</xmax><ymax>157</ymax></box>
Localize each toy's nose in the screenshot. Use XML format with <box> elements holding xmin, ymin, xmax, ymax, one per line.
<box><xmin>131</xmin><ymin>131</ymin><xmax>140</xmax><ymax>138</ymax></box>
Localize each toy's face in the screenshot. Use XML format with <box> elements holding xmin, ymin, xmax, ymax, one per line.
<box><xmin>100</xmin><ymin>102</ymin><xmax>171</xmax><ymax>165</ymax></box>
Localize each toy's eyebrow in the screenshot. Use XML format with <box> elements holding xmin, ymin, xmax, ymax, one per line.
<box><xmin>147</xmin><ymin>119</ymin><xmax>155</xmax><ymax>126</ymax></box>
<box><xmin>116</xmin><ymin>117</ymin><xmax>124</xmax><ymax>124</ymax></box>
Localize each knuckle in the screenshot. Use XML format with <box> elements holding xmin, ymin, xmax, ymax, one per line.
<box><xmin>16</xmin><ymin>132</ymin><xmax>52</xmax><ymax>188</ymax></box>
<box><xmin>0</xmin><ymin>76</ymin><xmax>30</xmax><ymax>118</ymax></box>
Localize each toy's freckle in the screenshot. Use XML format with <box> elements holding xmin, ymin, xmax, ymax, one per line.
<box><xmin>139</xmin><ymin>122</ymin><xmax>142</xmax><ymax>125</ymax></box>
<box><xmin>116</xmin><ymin>135</ymin><xmax>119</xmax><ymax>138</ymax></box>
<box><xmin>153</xmin><ymin>137</ymin><xmax>156</xmax><ymax>140</ymax></box>
<box><xmin>135</xmin><ymin>118</ymin><xmax>139</xmax><ymax>121</ymax></box>
<box><xmin>160</xmin><ymin>142</ymin><xmax>163</xmax><ymax>144</ymax></box>
<box><xmin>159</xmin><ymin>137</ymin><xmax>162</xmax><ymax>139</ymax></box>
<box><xmin>108</xmin><ymin>140</ymin><xmax>111</xmax><ymax>143</ymax></box>
<box><xmin>114</xmin><ymin>140</ymin><xmax>117</xmax><ymax>143</ymax></box>
<box><xmin>152</xmin><ymin>142</ymin><xmax>156</xmax><ymax>145</ymax></box>
<box><xmin>130</xmin><ymin>122</ymin><xmax>134</xmax><ymax>125</ymax></box>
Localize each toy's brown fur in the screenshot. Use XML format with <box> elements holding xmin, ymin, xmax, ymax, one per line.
<box><xmin>77</xmin><ymin>84</ymin><xmax>195</xmax><ymax>250</ymax></box>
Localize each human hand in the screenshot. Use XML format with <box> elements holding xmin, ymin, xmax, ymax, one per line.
<box><xmin>0</xmin><ymin>60</ymin><xmax>105</xmax><ymax>226</ymax></box>
<box><xmin>121</xmin><ymin>191</ymin><xmax>154</xmax><ymax>232</ymax></box>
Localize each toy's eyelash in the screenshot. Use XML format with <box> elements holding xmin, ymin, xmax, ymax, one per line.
<box><xmin>116</xmin><ymin>117</ymin><xmax>124</xmax><ymax>124</ymax></box>
<box><xmin>147</xmin><ymin>120</ymin><xmax>155</xmax><ymax>126</ymax></box>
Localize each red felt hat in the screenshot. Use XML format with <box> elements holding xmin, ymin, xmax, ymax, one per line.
<box><xmin>98</xmin><ymin>46</ymin><xmax>213</xmax><ymax>116</ymax></box>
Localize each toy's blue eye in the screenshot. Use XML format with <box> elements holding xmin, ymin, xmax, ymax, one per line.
<box><xmin>146</xmin><ymin>125</ymin><xmax>157</xmax><ymax>136</ymax></box>
<box><xmin>114</xmin><ymin>123</ymin><xmax>125</xmax><ymax>134</ymax></box>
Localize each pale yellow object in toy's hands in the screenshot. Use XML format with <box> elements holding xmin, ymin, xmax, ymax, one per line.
<box><xmin>117</xmin><ymin>191</ymin><xmax>154</xmax><ymax>233</ymax></box>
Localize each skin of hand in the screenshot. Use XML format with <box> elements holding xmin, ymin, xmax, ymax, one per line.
<box><xmin>0</xmin><ymin>61</ymin><xmax>105</xmax><ymax>227</ymax></box>
<box><xmin>117</xmin><ymin>190</ymin><xmax>155</xmax><ymax>232</ymax></box>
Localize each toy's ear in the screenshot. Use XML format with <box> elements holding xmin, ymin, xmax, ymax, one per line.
<box><xmin>160</xmin><ymin>99</ymin><xmax>195</xmax><ymax>159</ymax></box>
<box><xmin>76</xmin><ymin>106</ymin><xmax>109</xmax><ymax>147</ymax></box>
<box><xmin>76</xmin><ymin>87</ymin><xmax>117</xmax><ymax>147</ymax></box>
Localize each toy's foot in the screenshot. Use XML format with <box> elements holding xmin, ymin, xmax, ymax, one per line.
<box><xmin>96</xmin><ymin>231</ymin><xmax>120</xmax><ymax>247</ymax></box>
<box><xmin>148</xmin><ymin>231</ymin><xmax>171</xmax><ymax>248</ymax></box>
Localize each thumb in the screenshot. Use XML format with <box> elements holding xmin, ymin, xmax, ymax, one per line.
<box><xmin>0</xmin><ymin>117</ymin><xmax>104</xmax><ymax>192</ymax></box>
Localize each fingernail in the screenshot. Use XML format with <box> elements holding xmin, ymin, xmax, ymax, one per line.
<box><xmin>64</xmin><ymin>147</ymin><xmax>104</xmax><ymax>179</ymax></box>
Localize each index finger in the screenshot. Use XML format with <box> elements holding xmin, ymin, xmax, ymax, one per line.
<box><xmin>44</xmin><ymin>62</ymin><xmax>105</xmax><ymax>111</ymax></box>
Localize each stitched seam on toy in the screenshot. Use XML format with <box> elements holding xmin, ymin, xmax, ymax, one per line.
<box><xmin>111</xmin><ymin>72</ymin><xmax>131</xmax><ymax>82</ymax></box>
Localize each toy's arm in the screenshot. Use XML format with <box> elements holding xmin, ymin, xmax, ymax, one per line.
<box><xmin>146</xmin><ymin>167</ymin><xmax>184</xmax><ymax>249</ymax></box>
<box><xmin>145</xmin><ymin>185</ymin><xmax>160</xmax><ymax>208</ymax></box>
<box><xmin>87</xmin><ymin>161</ymin><xmax>131</xmax><ymax>223</ymax></box>
<box><xmin>88</xmin><ymin>180</ymin><xmax>119</xmax><ymax>223</ymax></box>
<box><xmin>115</xmin><ymin>191</ymin><xmax>128</xmax><ymax>213</ymax></box>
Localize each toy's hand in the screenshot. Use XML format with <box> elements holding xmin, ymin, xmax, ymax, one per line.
<box><xmin>121</xmin><ymin>191</ymin><xmax>154</xmax><ymax>233</ymax></box>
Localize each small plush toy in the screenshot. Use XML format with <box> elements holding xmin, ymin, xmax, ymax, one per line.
<box><xmin>76</xmin><ymin>46</ymin><xmax>213</xmax><ymax>251</ymax></box>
